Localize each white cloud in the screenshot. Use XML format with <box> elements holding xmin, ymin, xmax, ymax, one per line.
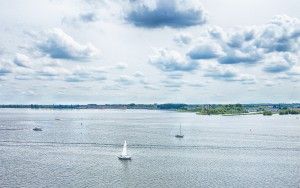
<box><xmin>204</xmin><ymin>64</ymin><xmax>256</xmax><ymax>84</ymax></box>
<box><xmin>133</xmin><ymin>71</ymin><xmax>144</xmax><ymax>78</ymax></box>
<box><xmin>144</xmin><ymin>85</ymin><xmax>159</xmax><ymax>90</ymax></box>
<box><xmin>162</xmin><ymin>79</ymin><xmax>184</xmax><ymax>88</ymax></box>
<box><xmin>36</xmin><ymin>28</ymin><xmax>99</xmax><ymax>61</ymax></box>
<box><xmin>126</xmin><ymin>0</ymin><xmax>208</xmax><ymax>28</ymax></box>
<box><xmin>65</xmin><ymin>66</ymin><xmax>107</xmax><ymax>82</ymax></box>
<box><xmin>0</xmin><ymin>0</ymin><xmax>299</xmax><ymax>104</ymax></box>
<box><xmin>255</xmin><ymin>15</ymin><xmax>300</xmax><ymax>53</ymax></box>
<box><xmin>264</xmin><ymin>80</ymin><xmax>277</xmax><ymax>87</ymax></box>
<box><xmin>187</xmin><ymin>41</ymin><xmax>224</xmax><ymax>59</ymax></box>
<box><xmin>287</xmin><ymin>66</ymin><xmax>300</xmax><ymax>76</ymax></box>
<box><xmin>174</xmin><ymin>32</ymin><xmax>192</xmax><ymax>45</ymax></box>
<box><xmin>187</xmin><ymin>83</ymin><xmax>204</xmax><ymax>87</ymax></box>
<box><xmin>149</xmin><ymin>49</ymin><xmax>198</xmax><ymax>72</ymax></box>
<box><xmin>0</xmin><ymin>62</ymin><xmax>12</xmax><ymax>76</ymax></box>
<box><xmin>263</xmin><ymin>52</ymin><xmax>296</xmax><ymax>73</ymax></box>
<box><xmin>195</xmin><ymin>15</ymin><xmax>300</xmax><ymax>68</ymax></box>
<box><xmin>115</xmin><ymin>75</ymin><xmax>135</xmax><ymax>85</ymax></box>
<box><xmin>114</xmin><ymin>62</ymin><xmax>128</xmax><ymax>70</ymax></box>
<box><xmin>13</xmin><ymin>53</ymin><xmax>31</xmax><ymax>68</ymax></box>
<box><xmin>37</xmin><ymin>67</ymin><xmax>70</xmax><ymax>77</ymax></box>
<box><xmin>62</xmin><ymin>12</ymin><xmax>99</xmax><ymax>26</ymax></box>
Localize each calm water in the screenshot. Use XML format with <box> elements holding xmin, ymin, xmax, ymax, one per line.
<box><xmin>0</xmin><ymin>109</ymin><xmax>299</xmax><ymax>188</ymax></box>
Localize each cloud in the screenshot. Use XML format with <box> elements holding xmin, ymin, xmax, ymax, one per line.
<box><xmin>264</xmin><ymin>80</ymin><xmax>276</xmax><ymax>87</ymax></box>
<box><xmin>149</xmin><ymin>49</ymin><xmax>198</xmax><ymax>72</ymax></box>
<box><xmin>187</xmin><ymin>41</ymin><xmax>224</xmax><ymax>60</ymax></box>
<box><xmin>36</xmin><ymin>28</ymin><xmax>99</xmax><ymax>61</ymax></box>
<box><xmin>65</xmin><ymin>67</ymin><xmax>106</xmax><ymax>82</ymax></box>
<box><xmin>263</xmin><ymin>53</ymin><xmax>296</xmax><ymax>73</ymax></box>
<box><xmin>204</xmin><ymin>66</ymin><xmax>238</xmax><ymax>80</ymax></box>
<box><xmin>174</xmin><ymin>32</ymin><xmax>192</xmax><ymax>45</ymax></box>
<box><xmin>79</xmin><ymin>12</ymin><xmax>98</xmax><ymax>22</ymax></box>
<box><xmin>139</xmin><ymin>78</ymin><xmax>150</xmax><ymax>85</ymax></box>
<box><xmin>102</xmin><ymin>85</ymin><xmax>122</xmax><ymax>91</ymax></box>
<box><xmin>133</xmin><ymin>71</ymin><xmax>144</xmax><ymax>78</ymax></box>
<box><xmin>204</xmin><ymin>64</ymin><xmax>256</xmax><ymax>84</ymax></box>
<box><xmin>187</xmin><ymin>83</ymin><xmax>204</xmax><ymax>87</ymax></box>
<box><xmin>187</xmin><ymin>27</ymin><xmax>262</xmax><ymax>64</ymax></box>
<box><xmin>166</xmin><ymin>72</ymin><xmax>183</xmax><ymax>79</ymax></box>
<box><xmin>0</xmin><ymin>63</ymin><xmax>12</xmax><ymax>76</ymax></box>
<box><xmin>44</xmin><ymin>60</ymin><xmax>62</xmax><ymax>67</ymax></box>
<box><xmin>37</xmin><ymin>67</ymin><xmax>70</xmax><ymax>78</ymax></box>
<box><xmin>14</xmin><ymin>75</ymin><xmax>33</xmax><ymax>80</ymax></box>
<box><xmin>226</xmin><ymin>29</ymin><xmax>256</xmax><ymax>48</ymax></box>
<box><xmin>218</xmin><ymin>49</ymin><xmax>262</xmax><ymax>64</ymax></box>
<box><xmin>208</xmin><ymin>26</ymin><xmax>226</xmax><ymax>40</ymax></box>
<box><xmin>144</xmin><ymin>85</ymin><xmax>159</xmax><ymax>90</ymax></box>
<box><xmin>114</xmin><ymin>62</ymin><xmax>128</xmax><ymax>70</ymax></box>
<box><xmin>255</xmin><ymin>15</ymin><xmax>300</xmax><ymax>53</ymax></box>
<box><xmin>235</xmin><ymin>74</ymin><xmax>257</xmax><ymax>84</ymax></box>
<box><xmin>14</xmin><ymin>68</ymin><xmax>35</xmax><ymax>80</ymax></box>
<box><xmin>13</xmin><ymin>53</ymin><xmax>31</xmax><ymax>68</ymax></box>
<box><xmin>190</xmin><ymin>15</ymin><xmax>299</xmax><ymax>67</ymax></box>
<box><xmin>115</xmin><ymin>75</ymin><xmax>135</xmax><ymax>85</ymax></box>
<box><xmin>126</xmin><ymin>0</ymin><xmax>207</xmax><ymax>28</ymax></box>
<box><xmin>287</xmin><ymin>66</ymin><xmax>300</xmax><ymax>76</ymax></box>
<box><xmin>162</xmin><ymin>80</ymin><xmax>184</xmax><ymax>88</ymax></box>
<box><xmin>0</xmin><ymin>48</ymin><xmax>4</xmax><ymax>56</ymax></box>
<box><xmin>62</xmin><ymin>12</ymin><xmax>99</xmax><ymax>25</ymax></box>
<box><xmin>0</xmin><ymin>67</ymin><xmax>11</xmax><ymax>76</ymax></box>
<box><xmin>21</xmin><ymin>90</ymin><xmax>37</xmax><ymax>96</ymax></box>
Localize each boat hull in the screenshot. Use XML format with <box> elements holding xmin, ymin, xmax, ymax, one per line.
<box><xmin>175</xmin><ymin>135</ymin><xmax>184</xmax><ymax>138</ymax></box>
<box><xmin>33</xmin><ymin>128</ymin><xmax>42</xmax><ymax>131</ymax></box>
<box><xmin>117</xmin><ymin>155</ymin><xmax>132</xmax><ymax>160</ymax></box>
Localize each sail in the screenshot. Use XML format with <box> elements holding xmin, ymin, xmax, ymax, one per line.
<box><xmin>122</xmin><ymin>140</ymin><xmax>127</xmax><ymax>156</ymax></box>
<box><xmin>180</xmin><ymin>124</ymin><xmax>181</xmax><ymax>135</ymax></box>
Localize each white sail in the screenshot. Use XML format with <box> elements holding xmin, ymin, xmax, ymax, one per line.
<box><xmin>180</xmin><ymin>124</ymin><xmax>181</xmax><ymax>135</ymax></box>
<box><xmin>122</xmin><ymin>140</ymin><xmax>127</xmax><ymax>156</ymax></box>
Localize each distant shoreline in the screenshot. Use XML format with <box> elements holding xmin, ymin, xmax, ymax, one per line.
<box><xmin>0</xmin><ymin>103</ymin><xmax>300</xmax><ymax>115</ymax></box>
<box><xmin>0</xmin><ymin>103</ymin><xmax>299</xmax><ymax>109</ymax></box>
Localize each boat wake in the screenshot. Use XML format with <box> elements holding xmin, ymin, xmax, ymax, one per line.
<box><xmin>0</xmin><ymin>140</ymin><xmax>299</xmax><ymax>152</ymax></box>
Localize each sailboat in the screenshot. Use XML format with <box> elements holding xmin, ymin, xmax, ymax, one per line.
<box><xmin>175</xmin><ymin>124</ymin><xmax>184</xmax><ymax>138</ymax></box>
<box><xmin>33</xmin><ymin>127</ymin><xmax>42</xmax><ymax>131</ymax></box>
<box><xmin>117</xmin><ymin>140</ymin><xmax>131</xmax><ymax>160</ymax></box>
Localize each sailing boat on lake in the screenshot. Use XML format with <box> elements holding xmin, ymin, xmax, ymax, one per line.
<box><xmin>118</xmin><ymin>140</ymin><xmax>131</xmax><ymax>160</ymax></box>
<box><xmin>175</xmin><ymin>124</ymin><xmax>184</xmax><ymax>138</ymax></box>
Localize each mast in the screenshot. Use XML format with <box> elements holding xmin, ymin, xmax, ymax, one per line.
<box><xmin>180</xmin><ymin>124</ymin><xmax>181</xmax><ymax>135</ymax></box>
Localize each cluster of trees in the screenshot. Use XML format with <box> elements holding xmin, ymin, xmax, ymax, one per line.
<box><xmin>263</xmin><ymin>111</ymin><xmax>273</xmax><ymax>116</ymax></box>
<box><xmin>157</xmin><ymin>103</ymin><xmax>187</xmax><ymax>110</ymax></box>
<box><xmin>0</xmin><ymin>104</ymin><xmax>81</xmax><ymax>109</ymax></box>
<box><xmin>279</xmin><ymin>109</ymin><xmax>300</xmax><ymax>115</ymax></box>
<box><xmin>197</xmin><ymin>104</ymin><xmax>247</xmax><ymax>115</ymax></box>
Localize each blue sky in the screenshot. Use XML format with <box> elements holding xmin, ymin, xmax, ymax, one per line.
<box><xmin>0</xmin><ymin>0</ymin><xmax>299</xmax><ymax>104</ymax></box>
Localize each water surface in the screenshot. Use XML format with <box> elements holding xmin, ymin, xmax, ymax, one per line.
<box><xmin>0</xmin><ymin>109</ymin><xmax>299</xmax><ymax>187</ymax></box>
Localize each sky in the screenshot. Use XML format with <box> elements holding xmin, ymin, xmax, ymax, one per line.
<box><xmin>0</xmin><ymin>0</ymin><xmax>299</xmax><ymax>104</ymax></box>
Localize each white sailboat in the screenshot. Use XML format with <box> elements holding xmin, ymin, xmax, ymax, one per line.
<box><xmin>117</xmin><ymin>140</ymin><xmax>131</xmax><ymax>160</ymax></box>
<box><xmin>175</xmin><ymin>124</ymin><xmax>184</xmax><ymax>138</ymax></box>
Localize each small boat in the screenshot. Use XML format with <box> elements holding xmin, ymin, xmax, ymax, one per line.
<box><xmin>33</xmin><ymin>127</ymin><xmax>42</xmax><ymax>131</ymax></box>
<box><xmin>117</xmin><ymin>140</ymin><xmax>131</xmax><ymax>160</ymax></box>
<box><xmin>55</xmin><ymin>118</ymin><xmax>61</xmax><ymax>121</ymax></box>
<box><xmin>175</xmin><ymin>124</ymin><xmax>184</xmax><ymax>138</ymax></box>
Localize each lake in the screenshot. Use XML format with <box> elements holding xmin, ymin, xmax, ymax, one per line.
<box><xmin>0</xmin><ymin>109</ymin><xmax>299</xmax><ymax>187</ymax></box>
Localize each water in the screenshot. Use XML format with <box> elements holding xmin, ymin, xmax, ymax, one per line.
<box><xmin>0</xmin><ymin>109</ymin><xmax>299</xmax><ymax>188</ymax></box>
